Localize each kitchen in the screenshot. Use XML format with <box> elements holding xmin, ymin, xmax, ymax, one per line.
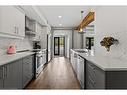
<box><xmin>0</xmin><ymin>6</ymin><xmax>127</xmax><ymax>90</ymax></box>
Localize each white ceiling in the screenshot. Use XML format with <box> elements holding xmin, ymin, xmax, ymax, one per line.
<box><xmin>36</xmin><ymin>6</ymin><xmax>95</xmax><ymax>28</ymax></box>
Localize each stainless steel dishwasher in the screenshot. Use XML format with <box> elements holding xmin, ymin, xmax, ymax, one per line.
<box><xmin>77</xmin><ymin>55</ymin><xmax>85</xmax><ymax>89</ymax></box>
<box><xmin>73</xmin><ymin>52</ymin><xmax>78</xmax><ymax>74</ymax></box>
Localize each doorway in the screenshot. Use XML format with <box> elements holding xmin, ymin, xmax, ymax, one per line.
<box><xmin>86</xmin><ymin>37</ymin><xmax>94</xmax><ymax>50</ymax></box>
<box><xmin>54</xmin><ymin>37</ymin><xmax>65</xmax><ymax>56</ymax></box>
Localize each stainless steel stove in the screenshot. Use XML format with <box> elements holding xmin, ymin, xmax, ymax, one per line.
<box><xmin>32</xmin><ymin>49</ymin><xmax>46</xmax><ymax>78</ymax></box>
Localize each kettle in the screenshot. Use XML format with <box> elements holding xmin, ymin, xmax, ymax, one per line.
<box><xmin>7</xmin><ymin>45</ymin><xmax>16</xmax><ymax>54</ymax></box>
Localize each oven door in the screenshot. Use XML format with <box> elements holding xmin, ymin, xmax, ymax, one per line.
<box><xmin>36</xmin><ymin>55</ymin><xmax>43</xmax><ymax>69</ymax></box>
<box><xmin>36</xmin><ymin>54</ymin><xmax>44</xmax><ymax>78</ymax></box>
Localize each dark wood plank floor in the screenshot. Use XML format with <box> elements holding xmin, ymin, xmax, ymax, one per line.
<box><xmin>26</xmin><ymin>57</ymin><xmax>81</xmax><ymax>89</ymax></box>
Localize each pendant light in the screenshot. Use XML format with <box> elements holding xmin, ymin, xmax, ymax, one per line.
<box><xmin>79</xmin><ymin>11</ymin><xmax>84</xmax><ymax>33</ymax></box>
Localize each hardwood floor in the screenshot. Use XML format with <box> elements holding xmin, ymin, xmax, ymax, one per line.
<box><xmin>26</xmin><ymin>57</ymin><xmax>81</xmax><ymax>89</ymax></box>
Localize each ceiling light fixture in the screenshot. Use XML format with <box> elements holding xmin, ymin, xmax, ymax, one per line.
<box><xmin>79</xmin><ymin>11</ymin><xmax>84</xmax><ymax>33</ymax></box>
<box><xmin>59</xmin><ymin>24</ymin><xmax>62</xmax><ymax>26</ymax></box>
<box><xmin>58</xmin><ymin>16</ymin><xmax>62</xmax><ymax>18</ymax></box>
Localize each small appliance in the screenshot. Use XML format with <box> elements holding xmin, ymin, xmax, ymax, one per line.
<box><xmin>7</xmin><ymin>45</ymin><xmax>16</xmax><ymax>54</ymax></box>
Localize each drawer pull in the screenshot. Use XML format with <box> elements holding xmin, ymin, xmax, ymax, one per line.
<box><xmin>88</xmin><ymin>80</ymin><xmax>95</xmax><ymax>88</ymax></box>
<box><xmin>87</xmin><ymin>69</ymin><xmax>96</xmax><ymax>78</ymax></box>
<box><xmin>88</xmin><ymin>76</ymin><xmax>95</xmax><ymax>85</ymax></box>
<box><xmin>4</xmin><ymin>66</ymin><xmax>7</xmax><ymax>78</ymax></box>
<box><xmin>2</xmin><ymin>67</ymin><xmax>5</xmax><ymax>79</ymax></box>
<box><xmin>88</xmin><ymin>64</ymin><xmax>95</xmax><ymax>70</ymax></box>
<box><xmin>0</xmin><ymin>68</ymin><xmax>4</xmax><ymax>79</ymax></box>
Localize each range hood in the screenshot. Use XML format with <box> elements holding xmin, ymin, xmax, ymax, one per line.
<box><xmin>25</xmin><ymin>16</ymin><xmax>36</xmax><ymax>36</ymax></box>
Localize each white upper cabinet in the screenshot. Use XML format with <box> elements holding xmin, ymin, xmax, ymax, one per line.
<box><xmin>0</xmin><ymin>6</ymin><xmax>25</xmax><ymax>38</ymax></box>
<box><xmin>32</xmin><ymin>22</ymin><xmax>43</xmax><ymax>41</ymax></box>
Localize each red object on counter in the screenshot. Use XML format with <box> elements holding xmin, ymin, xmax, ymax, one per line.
<box><xmin>7</xmin><ymin>45</ymin><xmax>16</xmax><ymax>54</ymax></box>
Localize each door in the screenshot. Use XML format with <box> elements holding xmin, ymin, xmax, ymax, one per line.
<box><xmin>86</xmin><ymin>37</ymin><xmax>94</xmax><ymax>50</ymax></box>
<box><xmin>4</xmin><ymin>59</ymin><xmax>23</xmax><ymax>89</ymax></box>
<box><xmin>54</xmin><ymin>37</ymin><xmax>60</xmax><ymax>55</ymax></box>
<box><xmin>54</xmin><ymin>37</ymin><xmax>65</xmax><ymax>56</ymax></box>
<box><xmin>59</xmin><ymin>37</ymin><xmax>65</xmax><ymax>56</ymax></box>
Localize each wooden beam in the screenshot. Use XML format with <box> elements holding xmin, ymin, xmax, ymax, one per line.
<box><xmin>77</xmin><ymin>12</ymin><xmax>94</xmax><ymax>31</ymax></box>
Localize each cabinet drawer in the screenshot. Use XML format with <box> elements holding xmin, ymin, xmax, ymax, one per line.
<box><xmin>86</xmin><ymin>60</ymin><xmax>105</xmax><ymax>89</ymax></box>
<box><xmin>23</xmin><ymin>55</ymin><xmax>33</xmax><ymax>64</ymax></box>
<box><xmin>23</xmin><ymin>74</ymin><xmax>32</xmax><ymax>87</ymax></box>
<box><xmin>87</xmin><ymin>62</ymin><xmax>96</xmax><ymax>80</ymax></box>
<box><xmin>87</xmin><ymin>77</ymin><xmax>95</xmax><ymax>89</ymax></box>
<box><xmin>87</xmin><ymin>68</ymin><xmax>96</xmax><ymax>81</ymax></box>
<box><xmin>23</xmin><ymin>65</ymin><xmax>32</xmax><ymax>73</ymax></box>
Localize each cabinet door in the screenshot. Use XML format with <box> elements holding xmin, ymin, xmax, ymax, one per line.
<box><xmin>70</xmin><ymin>52</ymin><xmax>72</xmax><ymax>64</ymax></box>
<box><xmin>94</xmin><ymin>66</ymin><xmax>105</xmax><ymax>89</ymax></box>
<box><xmin>4</xmin><ymin>59</ymin><xmax>23</xmax><ymax>89</ymax></box>
<box><xmin>32</xmin><ymin>23</ymin><xmax>41</xmax><ymax>41</ymax></box>
<box><xmin>23</xmin><ymin>55</ymin><xmax>34</xmax><ymax>88</ymax></box>
<box><xmin>0</xmin><ymin>67</ymin><xmax>4</xmax><ymax>89</ymax></box>
<box><xmin>43</xmin><ymin>51</ymin><xmax>47</xmax><ymax>64</ymax></box>
<box><xmin>15</xmin><ymin>7</ymin><xmax>25</xmax><ymax>37</ymax></box>
<box><xmin>0</xmin><ymin>6</ymin><xmax>25</xmax><ymax>37</ymax></box>
<box><xmin>41</xmin><ymin>27</ymin><xmax>48</xmax><ymax>49</ymax></box>
<box><xmin>0</xmin><ymin>6</ymin><xmax>16</xmax><ymax>35</ymax></box>
<box><xmin>86</xmin><ymin>60</ymin><xmax>105</xmax><ymax>89</ymax></box>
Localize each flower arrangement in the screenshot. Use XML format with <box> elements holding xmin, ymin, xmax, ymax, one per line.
<box><xmin>100</xmin><ymin>37</ymin><xmax>118</xmax><ymax>51</ymax></box>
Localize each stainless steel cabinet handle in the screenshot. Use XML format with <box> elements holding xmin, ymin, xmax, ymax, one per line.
<box><xmin>2</xmin><ymin>67</ymin><xmax>4</xmax><ymax>79</ymax></box>
<box><xmin>4</xmin><ymin>66</ymin><xmax>7</xmax><ymax>78</ymax></box>
<box><xmin>16</xmin><ymin>27</ymin><xmax>17</xmax><ymax>34</ymax></box>
<box><xmin>17</xmin><ymin>27</ymin><xmax>19</xmax><ymax>34</ymax></box>
<box><xmin>89</xmin><ymin>64</ymin><xmax>95</xmax><ymax>70</ymax></box>
<box><xmin>88</xmin><ymin>76</ymin><xmax>95</xmax><ymax>85</ymax></box>
<box><xmin>0</xmin><ymin>73</ymin><xmax>2</xmax><ymax>79</ymax></box>
<box><xmin>14</xmin><ymin>26</ymin><xmax>17</xmax><ymax>34</ymax></box>
<box><xmin>0</xmin><ymin>68</ymin><xmax>3</xmax><ymax>79</ymax></box>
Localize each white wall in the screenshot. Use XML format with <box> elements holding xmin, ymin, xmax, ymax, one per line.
<box><xmin>73</xmin><ymin>30</ymin><xmax>82</xmax><ymax>49</ymax></box>
<box><xmin>40</xmin><ymin>27</ymin><xmax>48</xmax><ymax>49</ymax></box>
<box><xmin>53</xmin><ymin>30</ymin><xmax>72</xmax><ymax>58</ymax></box>
<box><xmin>0</xmin><ymin>36</ymin><xmax>33</xmax><ymax>55</ymax></box>
<box><xmin>95</xmin><ymin>7</ymin><xmax>127</xmax><ymax>59</ymax></box>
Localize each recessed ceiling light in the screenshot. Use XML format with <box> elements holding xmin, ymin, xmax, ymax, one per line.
<box><xmin>59</xmin><ymin>24</ymin><xmax>62</xmax><ymax>26</ymax></box>
<box><xmin>58</xmin><ymin>16</ymin><xmax>62</xmax><ymax>18</ymax></box>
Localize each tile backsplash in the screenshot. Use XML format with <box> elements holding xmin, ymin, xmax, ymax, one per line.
<box><xmin>0</xmin><ymin>36</ymin><xmax>33</xmax><ymax>55</ymax></box>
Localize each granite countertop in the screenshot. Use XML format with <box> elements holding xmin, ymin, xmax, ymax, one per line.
<box><xmin>71</xmin><ymin>49</ymin><xmax>127</xmax><ymax>71</ymax></box>
<box><xmin>0</xmin><ymin>51</ymin><xmax>35</xmax><ymax>66</ymax></box>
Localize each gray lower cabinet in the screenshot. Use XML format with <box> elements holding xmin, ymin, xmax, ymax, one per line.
<box><xmin>105</xmin><ymin>71</ymin><xmax>127</xmax><ymax>89</ymax></box>
<box><xmin>0</xmin><ymin>67</ymin><xmax>4</xmax><ymax>89</ymax></box>
<box><xmin>4</xmin><ymin>59</ymin><xmax>23</xmax><ymax>89</ymax></box>
<box><xmin>86</xmin><ymin>60</ymin><xmax>105</xmax><ymax>89</ymax></box>
<box><xmin>86</xmin><ymin>60</ymin><xmax>127</xmax><ymax>89</ymax></box>
<box><xmin>22</xmin><ymin>55</ymin><xmax>34</xmax><ymax>88</ymax></box>
<box><xmin>0</xmin><ymin>54</ymin><xmax>34</xmax><ymax>89</ymax></box>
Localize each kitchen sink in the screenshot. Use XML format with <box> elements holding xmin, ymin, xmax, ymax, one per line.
<box><xmin>74</xmin><ymin>49</ymin><xmax>88</xmax><ymax>53</ymax></box>
<box><xmin>76</xmin><ymin>50</ymin><xmax>87</xmax><ymax>53</ymax></box>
